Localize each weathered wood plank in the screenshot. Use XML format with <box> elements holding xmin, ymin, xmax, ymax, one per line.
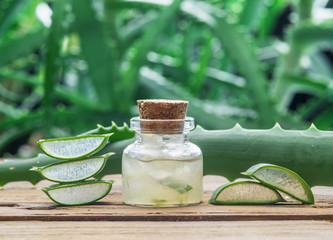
<box><xmin>0</xmin><ymin>221</ymin><xmax>332</xmax><ymax>240</ymax></box>
<box><xmin>0</xmin><ymin>175</ymin><xmax>333</xmax><ymax>221</ymax></box>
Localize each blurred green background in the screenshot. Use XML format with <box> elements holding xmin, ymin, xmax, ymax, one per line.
<box><xmin>0</xmin><ymin>0</ymin><xmax>332</xmax><ymax>157</ymax></box>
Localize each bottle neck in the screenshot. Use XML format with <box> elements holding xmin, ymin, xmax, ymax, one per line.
<box><xmin>135</xmin><ymin>132</ymin><xmax>189</xmax><ymax>145</ymax></box>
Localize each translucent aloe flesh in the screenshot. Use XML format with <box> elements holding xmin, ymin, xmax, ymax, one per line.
<box><xmin>1</xmin><ymin>123</ymin><xmax>333</xmax><ymax>187</ymax></box>
<box><xmin>31</xmin><ymin>153</ymin><xmax>113</xmax><ymax>183</ymax></box>
<box><xmin>38</xmin><ymin>134</ymin><xmax>112</xmax><ymax>160</ymax></box>
<box><xmin>42</xmin><ymin>180</ymin><xmax>115</xmax><ymax>206</ymax></box>
<box><xmin>209</xmin><ymin>181</ymin><xmax>284</xmax><ymax>205</ymax></box>
<box><xmin>242</xmin><ymin>163</ymin><xmax>314</xmax><ymax>204</ymax></box>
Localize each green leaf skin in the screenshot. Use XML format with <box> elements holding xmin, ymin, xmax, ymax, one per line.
<box><xmin>0</xmin><ymin>0</ymin><xmax>27</xmax><ymax>38</ymax></box>
<box><xmin>72</xmin><ymin>0</ymin><xmax>115</xmax><ymax>108</ymax></box>
<box><xmin>31</xmin><ymin>153</ymin><xmax>114</xmax><ymax>183</ymax></box>
<box><xmin>192</xmin><ymin>123</ymin><xmax>333</xmax><ymax>187</ymax></box>
<box><xmin>0</xmin><ymin>154</ymin><xmax>63</xmax><ymax>186</ymax></box>
<box><xmin>242</xmin><ymin>163</ymin><xmax>314</xmax><ymax>204</ymax></box>
<box><xmin>79</xmin><ymin>122</ymin><xmax>135</xmax><ymax>143</ymax></box>
<box><xmin>0</xmin><ymin>123</ymin><xmax>133</xmax><ymax>186</ymax></box>
<box><xmin>2</xmin><ymin>123</ymin><xmax>333</xmax><ymax>187</ymax></box>
<box><xmin>37</xmin><ymin>134</ymin><xmax>113</xmax><ymax>160</ymax></box>
<box><xmin>41</xmin><ymin>179</ymin><xmax>115</xmax><ymax>206</ymax></box>
<box><xmin>0</xmin><ymin>29</ymin><xmax>47</xmax><ymax>67</ymax></box>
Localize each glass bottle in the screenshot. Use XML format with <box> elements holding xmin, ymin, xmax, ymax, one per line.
<box><xmin>122</xmin><ymin>117</ymin><xmax>203</xmax><ymax>207</ymax></box>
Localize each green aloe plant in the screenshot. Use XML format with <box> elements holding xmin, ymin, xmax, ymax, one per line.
<box><xmin>0</xmin><ymin>0</ymin><xmax>332</xmax><ymax>153</ymax></box>
<box><xmin>1</xmin><ymin>122</ymin><xmax>333</xmax><ymax>187</ymax></box>
<box><xmin>0</xmin><ymin>0</ymin><xmax>333</xmax><ymax>189</ymax></box>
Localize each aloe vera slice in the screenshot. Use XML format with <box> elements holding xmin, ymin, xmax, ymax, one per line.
<box><xmin>41</xmin><ymin>180</ymin><xmax>115</xmax><ymax>206</ymax></box>
<box><xmin>31</xmin><ymin>153</ymin><xmax>113</xmax><ymax>183</ymax></box>
<box><xmin>38</xmin><ymin>134</ymin><xmax>113</xmax><ymax>160</ymax></box>
<box><xmin>159</xmin><ymin>177</ymin><xmax>193</xmax><ymax>194</ymax></box>
<box><xmin>167</xmin><ymin>182</ymin><xmax>193</xmax><ymax>194</ymax></box>
<box><xmin>242</xmin><ymin>163</ymin><xmax>314</xmax><ymax>204</ymax></box>
<box><xmin>209</xmin><ymin>181</ymin><xmax>285</xmax><ymax>205</ymax></box>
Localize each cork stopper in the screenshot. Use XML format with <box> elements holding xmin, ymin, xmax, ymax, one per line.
<box><xmin>137</xmin><ymin>99</ymin><xmax>189</xmax><ymax>134</ymax></box>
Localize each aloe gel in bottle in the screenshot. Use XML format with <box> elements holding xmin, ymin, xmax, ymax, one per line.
<box><xmin>122</xmin><ymin>100</ymin><xmax>203</xmax><ymax>207</ymax></box>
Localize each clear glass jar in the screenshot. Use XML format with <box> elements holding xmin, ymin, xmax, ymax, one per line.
<box><xmin>122</xmin><ymin>117</ymin><xmax>203</xmax><ymax>207</ymax></box>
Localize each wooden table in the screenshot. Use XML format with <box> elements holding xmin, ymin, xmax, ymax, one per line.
<box><xmin>1</xmin><ymin>175</ymin><xmax>333</xmax><ymax>239</ymax></box>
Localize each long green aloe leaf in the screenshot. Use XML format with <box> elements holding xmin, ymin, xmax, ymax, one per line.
<box><xmin>0</xmin><ymin>29</ymin><xmax>47</xmax><ymax>67</ymax></box>
<box><xmin>0</xmin><ymin>0</ymin><xmax>27</xmax><ymax>38</ymax></box>
<box><xmin>43</xmin><ymin>0</ymin><xmax>66</xmax><ymax>136</ymax></box>
<box><xmin>119</xmin><ymin>11</ymin><xmax>158</xmax><ymax>51</ymax></box>
<box><xmin>238</xmin><ymin>0</ymin><xmax>266</xmax><ymax>31</ymax></box>
<box><xmin>291</xmin><ymin>22</ymin><xmax>333</xmax><ymax>46</ymax></box>
<box><xmin>2</xmin><ymin>123</ymin><xmax>333</xmax><ymax>187</ymax></box>
<box><xmin>0</xmin><ymin>69</ymin><xmax>109</xmax><ymax>111</ymax></box>
<box><xmin>72</xmin><ymin>0</ymin><xmax>115</xmax><ymax>109</ymax></box>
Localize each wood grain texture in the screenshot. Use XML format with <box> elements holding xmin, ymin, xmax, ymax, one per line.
<box><xmin>0</xmin><ymin>221</ymin><xmax>333</xmax><ymax>240</ymax></box>
<box><xmin>0</xmin><ymin>175</ymin><xmax>333</xmax><ymax>221</ymax></box>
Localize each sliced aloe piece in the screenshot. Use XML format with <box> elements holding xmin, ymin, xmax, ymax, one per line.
<box><xmin>209</xmin><ymin>181</ymin><xmax>285</xmax><ymax>205</ymax></box>
<box><xmin>31</xmin><ymin>153</ymin><xmax>113</xmax><ymax>183</ymax></box>
<box><xmin>166</xmin><ymin>182</ymin><xmax>193</xmax><ymax>194</ymax></box>
<box><xmin>159</xmin><ymin>177</ymin><xmax>193</xmax><ymax>194</ymax></box>
<box><xmin>41</xmin><ymin>180</ymin><xmax>115</xmax><ymax>206</ymax></box>
<box><xmin>38</xmin><ymin>133</ymin><xmax>112</xmax><ymax>160</ymax></box>
<box><xmin>242</xmin><ymin>163</ymin><xmax>314</xmax><ymax>204</ymax></box>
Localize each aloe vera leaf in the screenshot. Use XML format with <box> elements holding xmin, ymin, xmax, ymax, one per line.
<box><xmin>0</xmin><ymin>123</ymin><xmax>134</xmax><ymax>186</ymax></box>
<box><xmin>242</xmin><ymin>163</ymin><xmax>314</xmax><ymax>204</ymax></box>
<box><xmin>3</xmin><ymin>123</ymin><xmax>333</xmax><ymax>188</ymax></box>
<box><xmin>0</xmin><ymin>29</ymin><xmax>47</xmax><ymax>67</ymax></box>
<box><xmin>276</xmin><ymin>73</ymin><xmax>332</xmax><ymax>110</ymax></box>
<box><xmin>0</xmin><ymin>84</ymin><xmax>24</xmax><ymax>102</ymax></box>
<box><xmin>258</xmin><ymin>0</ymin><xmax>287</xmax><ymax>41</ymax></box>
<box><xmin>41</xmin><ymin>179</ymin><xmax>115</xmax><ymax>206</ymax></box>
<box><xmin>0</xmin><ymin>125</ymin><xmax>36</xmax><ymax>152</ymax></box>
<box><xmin>79</xmin><ymin>122</ymin><xmax>135</xmax><ymax>143</ymax></box>
<box><xmin>0</xmin><ymin>154</ymin><xmax>63</xmax><ymax>186</ymax></box>
<box><xmin>274</xmin><ymin>30</ymin><xmax>333</xmax><ymax>110</ymax></box>
<box><xmin>159</xmin><ymin>177</ymin><xmax>193</xmax><ymax>194</ymax></box>
<box><xmin>209</xmin><ymin>181</ymin><xmax>285</xmax><ymax>205</ymax></box>
<box><xmin>272</xmin><ymin>22</ymin><xmax>333</xmax><ymax>111</ymax></box>
<box><xmin>309</xmin><ymin>53</ymin><xmax>333</xmax><ymax>79</ymax></box>
<box><xmin>190</xmin><ymin>33</ymin><xmax>213</xmax><ymax>95</ymax></box>
<box><xmin>115</xmin><ymin>0</ymin><xmax>277</xmax><ymax>127</ymax></box>
<box><xmin>291</xmin><ymin>22</ymin><xmax>333</xmax><ymax>46</ymax></box>
<box><xmin>0</xmin><ymin>68</ymin><xmax>109</xmax><ymax>112</ymax></box>
<box><xmin>0</xmin><ymin>0</ymin><xmax>27</xmax><ymax>38</ymax></box>
<box><xmin>145</xmin><ymin>51</ymin><xmax>245</xmax><ymax>90</ymax></box>
<box><xmin>0</xmin><ymin>101</ymin><xmax>27</xmax><ymax>118</ymax></box>
<box><xmin>205</xmin><ymin>67</ymin><xmax>245</xmax><ymax>89</ymax></box>
<box><xmin>238</xmin><ymin>0</ymin><xmax>266</xmax><ymax>31</ymax></box>
<box><xmin>43</xmin><ymin>0</ymin><xmax>66</xmax><ymax>136</ymax></box>
<box><xmin>294</xmin><ymin>0</ymin><xmax>314</xmax><ymax>21</ymax></box>
<box><xmin>31</xmin><ymin>153</ymin><xmax>113</xmax><ymax>183</ymax></box>
<box><xmin>72</xmin><ymin>0</ymin><xmax>115</xmax><ymax>108</ymax></box>
<box><xmin>38</xmin><ymin>134</ymin><xmax>112</xmax><ymax>160</ymax></box>
<box><xmin>119</xmin><ymin>11</ymin><xmax>158</xmax><ymax>50</ymax></box>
